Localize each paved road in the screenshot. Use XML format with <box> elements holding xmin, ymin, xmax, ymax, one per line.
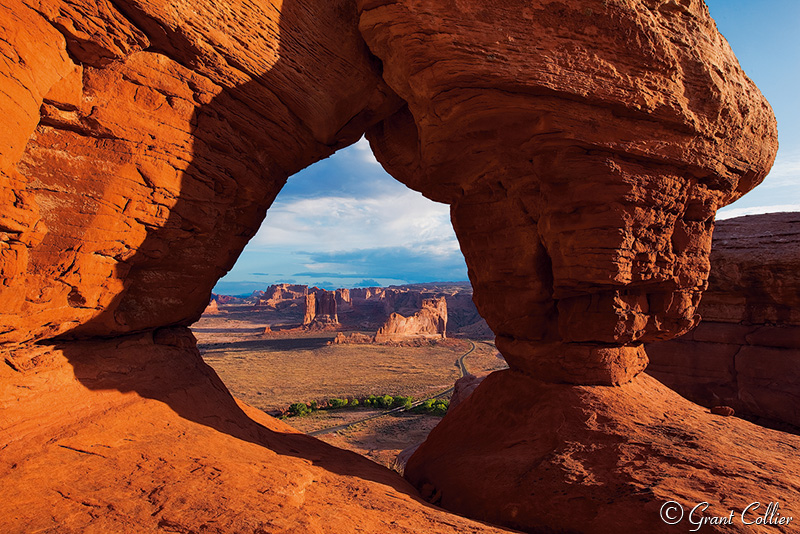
<box><xmin>307</xmin><ymin>340</ymin><xmax>476</xmax><ymax>437</ymax></box>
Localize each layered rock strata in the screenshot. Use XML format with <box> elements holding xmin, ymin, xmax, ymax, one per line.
<box><xmin>361</xmin><ymin>0</ymin><xmax>777</xmax><ymax>384</ymax></box>
<box><xmin>0</xmin><ymin>0</ymin><xmax>793</xmax><ymax>533</ymax></box>
<box><xmin>256</xmin><ymin>283</ymin><xmax>309</xmax><ymax>308</ymax></box>
<box><xmin>302</xmin><ymin>288</ymin><xmax>339</xmax><ymax>328</ymax></box>
<box><xmin>648</xmin><ymin>212</ymin><xmax>800</xmax><ymax>428</ymax></box>
<box><xmin>374</xmin><ymin>297</ymin><xmax>448</xmax><ymax>343</ymax></box>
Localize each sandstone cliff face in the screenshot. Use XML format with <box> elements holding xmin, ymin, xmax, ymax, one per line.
<box><xmin>302</xmin><ymin>288</ymin><xmax>339</xmax><ymax>328</ymax></box>
<box><xmin>0</xmin><ymin>0</ymin><xmax>401</xmax><ymax>344</ymax></box>
<box><xmin>0</xmin><ymin>1</ymin><xmax>791</xmax><ymax>533</ymax></box>
<box><xmin>374</xmin><ymin>297</ymin><xmax>448</xmax><ymax>343</ymax></box>
<box><xmin>361</xmin><ymin>0</ymin><xmax>777</xmax><ymax>384</ymax></box>
<box><xmin>335</xmin><ymin>288</ymin><xmax>352</xmax><ymax>310</ymax></box>
<box><xmin>256</xmin><ymin>283</ymin><xmax>309</xmax><ymax>308</ymax></box>
<box><xmin>648</xmin><ymin>212</ymin><xmax>800</xmax><ymax>428</ymax></box>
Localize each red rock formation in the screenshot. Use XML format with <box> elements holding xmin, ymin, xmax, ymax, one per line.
<box><xmin>362</xmin><ymin>0</ymin><xmax>777</xmax><ymax>385</ymax></box>
<box><xmin>374</xmin><ymin>297</ymin><xmax>448</xmax><ymax>343</ymax></box>
<box><xmin>302</xmin><ymin>292</ymin><xmax>317</xmax><ymax>326</ymax></box>
<box><xmin>0</xmin><ymin>1</ymin><xmax>792</xmax><ymax>533</ymax></box>
<box><xmin>0</xmin><ymin>330</ymin><xmax>514</xmax><ymax>534</ymax></box>
<box><xmin>213</xmin><ymin>293</ymin><xmax>242</xmax><ymax>305</ymax></box>
<box><xmin>648</xmin><ymin>212</ymin><xmax>800</xmax><ymax>428</ymax></box>
<box><xmin>330</xmin><ymin>331</ymin><xmax>374</xmax><ymax>344</ymax></box>
<box><xmin>405</xmin><ymin>370</ymin><xmax>800</xmax><ymax>533</ymax></box>
<box><xmin>302</xmin><ymin>288</ymin><xmax>339</xmax><ymax>328</ymax></box>
<box><xmin>203</xmin><ymin>299</ymin><xmax>220</xmax><ymax>314</ymax></box>
<box><xmin>0</xmin><ymin>0</ymin><xmax>401</xmax><ymax>344</ymax></box>
<box><xmin>256</xmin><ymin>284</ymin><xmax>308</xmax><ymax>308</ymax></box>
<box><xmin>335</xmin><ymin>288</ymin><xmax>352</xmax><ymax>309</ymax></box>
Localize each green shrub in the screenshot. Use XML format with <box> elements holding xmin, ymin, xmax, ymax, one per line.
<box><xmin>348</xmin><ymin>398</ymin><xmax>359</xmax><ymax>407</ymax></box>
<box><xmin>377</xmin><ymin>394</ymin><xmax>394</xmax><ymax>409</ymax></box>
<box><xmin>392</xmin><ymin>395</ymin><xmax>413</xmax><ymax>409</ymax></box>
<box><xmin>413</xmin><ymin>398</ymin><xmax>449</xmax><ymax>416</ymax></box>
<box><xmin>328</xmin><ymin>398</ymin><xmax>348</xmax><ymax>409</ymax></box>
<box><xmin>289</xmin><ymin>402</ymin><xmax>310</xmax><ymax>417</ymax></box>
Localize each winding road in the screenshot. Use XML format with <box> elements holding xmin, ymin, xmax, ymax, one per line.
<box><xmin>307</xmin><ymin>340</ymin><xmax>476</xmax><ymax>437</ymax></box>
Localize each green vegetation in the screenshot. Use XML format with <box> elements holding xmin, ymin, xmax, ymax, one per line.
<box><xmin>413</xmin><ymin>398</ymin><xmax>449</xmax><ymax>416</ymax></box>
<box><xmin>282</xmin><ymin>394</ymin><xmax>444</xmax><ymax>418</ymax></box>
<box><xmin>288</xmin><ymin>402</ymin><xmax>311</xmax><ymax>417</ymax></box>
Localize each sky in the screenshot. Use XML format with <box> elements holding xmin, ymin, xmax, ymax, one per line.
<box><xmin>213</xmin><ymin>1</ymin><xmax>799</xmax><ymax>295</ymax></box>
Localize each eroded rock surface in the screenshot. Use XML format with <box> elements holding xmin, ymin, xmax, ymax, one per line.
<box><xmin>0</xmin><ymin>0</ymin><xmax>401</xmax><ymax>344</ymax></box>
<box><xmin>302</xmin><ymin>288</ymin><xmax>339</xmax><ymax>329</ymax></box>
<box><xmin>0</xmin><ymin>1</ymin><xmax>788</xmax><ymax>533</ymax></box>
<box><xmin>361</xmin><ymin>0</ymin><xmax>777</xmax><ymax>384</ymax></box>
<box><xmin>648</xmin><ymin>212</ymin><xmax>800</xmax><ymax>428</ymax></box>
<box><xmin>257</xmin><ymin>283</ymin><xmax>310</xmax><ymax>308</ymax></box>
<box><xmin>374</xmin><ymin>297</ymin><xmax>448</xmax><ymax>343</ymax></box>
<box><xmin>405</xmin><ymin>370</ymin><xmax>800</xmax><ymax>533</ymax></box>
<box><xmin>0</xmin><ymin>331</ymin><xmax>515</xmax><ymax>534</ymax></box>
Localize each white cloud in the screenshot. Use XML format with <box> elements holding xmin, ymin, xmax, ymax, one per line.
<box><xmin>762</xmin><ymin>146</ymin><xmax>800</xmax><ymax>188</ymax></box>
<box><xmin>346</xmin><ymin>136</ymin><xmax>382</xmax><ymax>167</ymax></box>
<box><xmin>250</xmin><ymin>188</ymin><xmax>458</xmax><ymax>254</ymax></box>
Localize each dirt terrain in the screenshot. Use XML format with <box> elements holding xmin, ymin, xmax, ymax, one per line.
<box><xmin>192</xmin><ymin>300</ymin><xmax>506</xmax><ymax>468</ymax></box>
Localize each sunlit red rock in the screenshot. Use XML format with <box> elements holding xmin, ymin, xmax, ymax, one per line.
<box><xmin>302</xmin><ymin>288</ymin><xmax>339</xmax><ymax>329</ymax></box>
<box><xmin>374</xmin><ymin>297</ymin><xmax>448</xmax><ymax>343</ymax></box>
<box><xmin>0</xmin><ymin>0</ymin><xmax>401</xmax><ymax>344</ymax></box>
<box><xmin>361</xmin><ymin>0</ymin><xmax>777</xmax><ymax>384</ymax></box>
<box><xmin>405</xmin><ymin>369</ymin><xmax>800</xmax><ymax>533</ymax></box>
<box><xmin>256</xmin><ymin>283</ymin><xmax>309</xmax><ymax>308</ymax></box>
<box><xmin>0</xmin><ymin>1</ymin><xmax>790</xmax><ymax>533</ymax></box>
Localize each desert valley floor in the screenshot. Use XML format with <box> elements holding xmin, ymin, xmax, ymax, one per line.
<box><xmin>192</xmin><ymin>299</ymin><xmax>506</xmax><ymax>468</ymax></box>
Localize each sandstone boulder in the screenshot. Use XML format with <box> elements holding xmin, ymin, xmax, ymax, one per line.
<box><xmin>405</xmin><ymin>370</ymin><xmax>800</xmax><ymax>533</ymax></box>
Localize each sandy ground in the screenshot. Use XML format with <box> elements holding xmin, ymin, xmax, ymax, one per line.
<box><xmin>192</xmin><ymin>303</ymin><xmax>506</xmax><ymax>468</ymax></box>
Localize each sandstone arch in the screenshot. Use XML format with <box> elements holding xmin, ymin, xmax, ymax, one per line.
<box><xmin>2</xmin><ymin>1</ymin><xmax>798</xmax><ymax>533</ymax></box>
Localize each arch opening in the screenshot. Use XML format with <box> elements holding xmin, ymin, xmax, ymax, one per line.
<box><xmin>191</xmin><ymin>138</ymin><xmax>504</xmax><ymax>467</ymax></box>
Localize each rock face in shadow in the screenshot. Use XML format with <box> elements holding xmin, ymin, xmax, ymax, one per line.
<box><xmin>374</xmin><ymin>297</ymin><xmax>448</xmax><ymax>343</ymax></box>
<box><xmin>0</xmin><ymin>0</ymin><xmax>401</xmax><ymax>344</ymax></box>
<box><xmin>648</xmin><ymin>212</ymin><xmax>800</xmax><ymax>428</ymax></box>
<box><xmin>360</xmin><ymin>0</ymin><xmax>777</xmax><ymax>384</ymax></box>
<box><xmin>0</xmin><ymin>1</ymin><xmax>791</xmax><ymax>533</ymax></box>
